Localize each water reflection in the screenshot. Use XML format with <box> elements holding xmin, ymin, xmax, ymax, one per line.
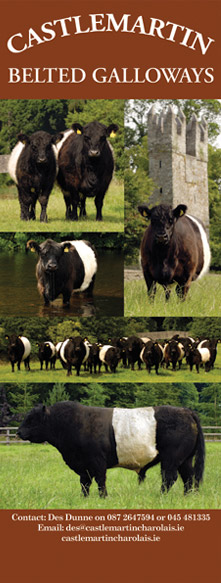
<box><xmin>0</xmin><ymin>250</ymin><xmax>124</xmax><ymax>317</ymax></box>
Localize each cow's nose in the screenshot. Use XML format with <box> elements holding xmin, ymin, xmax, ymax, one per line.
<box><xmin>46</xmin><ymin>262</ymin><xmax>57</xmax><ymax>272</ymax></box>
<box><xmin>89</xmin><ymin>149</ymin><xmax>100</xmax><ymax>157</ymax></box>
<box><xmin>38</xmin><ymin>156</ymin><xmax>47</xmax><ymax>163</ymax></box>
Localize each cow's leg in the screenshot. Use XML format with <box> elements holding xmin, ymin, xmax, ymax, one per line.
<box><xmin>38</xmin><ymin>193</ymin><xmax>49</xmax><ymax>223</ymax></box>
<box><xmin>162</xmin><ymin>284</ymin><xmax>171</xmax><ymax>301</ymax></box>
<box><xmin>18</xmin><ymin>197</ymin><xmax>30</xmax><ymax>221</ymax></box>
<box><xmin>62</xmin><ymin>289</ymin><xmax>72</xmax><ymax>306</ymax></box>
<box><xmin>63</xmin><ymin>193</ymin><xmax>73</xmax><ymax>220</ymax></box>
<box><xmin>95</xmin><ymin>194</ymin><xmax>104</xmax><ymax>221</ymax></box>
<box><xmin>138</xmin><ymin>357</ymin><xmax>142</xmax><ymax>370</ymax></box>
<box><xmin>29</xmin><ymin>202</ymin><xmax>36</xmax><ymax>220</ymax></box>
<box><xmin>40</xmin><ymin>360</ymin><xmax>43</xmax><ymax>370</ymax></box>
<box><xmin>142</xmin><ymin>268</ymin><xmax>156</xmax><ymax>301</ymax></box>
<box><xmin>95</xmin><ymin>468</ymin><xmax>108</xmax><ymax>497</ymax></box>
<box><xmin>25</xmin><ymin>356</ymin><xmax>30</xmax><ymax>371</ymax></box>
<box><xmin>67</xmin><ymin>364</ymin><xmax>72</xmax><ymax>376</ymax></box>
<box><xmin>76</xmin><ymin>364</ymin><xmax>81</xmax><ymax>376</ymax></box>
<box><xmin>178</xmin><ymin>458</ymin><xmax>193</xmax><ymax>494</ymax></box>
<box><xmin>80</xmin><ymin>472</ymin><xmax>92</xmax><ymax>497</ymax></box>
<box><xmin>17</xmin><ymin>361</ymin><xmax>21</xmax><ymax>371</ymax></box>
<box><xmin>11</xmin><ymin>362</ymin><xmax>15</xmax><ymax>373</ymax></box>
<box><xmin>160</xmin><ymin>463</ymin><xmax>178</xmax><ymax>493</ymax></box>
<box><xmin>79</xmin><ymin>195</ymin><xmax>87</xmax><ymax>218</ymax></box>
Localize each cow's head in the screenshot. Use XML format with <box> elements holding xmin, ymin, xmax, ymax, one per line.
<box><xmin>26</xmin><ymin>239</ymin><xmax>73</xmax><ymax>273</ymax></box>
<box><xmin>18</xmin><ymin>131</ymin><xmax>63</xmax><ymax>165</ymax></box>
<box><xmin>17</xmin><ymin>404</ymin><xmax>49</xmax><ymax>443</ymax></box>
<box><xmin>138</xmin><ymin>203</ymin><xmax>187</xmax><ymax>245</ymax></box>
<box><xmin>72</xmin><ymin>121</ymin><xmax>119</xmax><ymax>158</ymax></box>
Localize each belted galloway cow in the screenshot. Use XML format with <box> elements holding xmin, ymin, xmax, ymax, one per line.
<box><xmin>8</xmin><ymin>130</ymin><xmax>62</xmax><ymax>222</ymax></box>
<box><xmin>17</xmin><ymin>401</ymin><xmax>205</xmax><ymax>497</ymax></box>
<box><xmin>26</xmin><ymin>238</ymin><xmax>97</xmax><ymax>306</ymax></box>
<box><xmin>138</xmin><ymin>203</ymin><xmax>211</xmax><ymax>300</ymax></box>
<box><xmin>57</xmin><ymin>120</ymin><xmax>118</xmax><ymax>220</ymax></box>
<box><xmin>6</xmin><ymin>334</ymin><xmax>31</xmax><ymax>372</ymax></box>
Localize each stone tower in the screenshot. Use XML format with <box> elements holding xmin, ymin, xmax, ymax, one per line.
<box><xmin>147</xmin><ymin>104</ymin><xmax>209</xmax><ymax>231</ymax></box>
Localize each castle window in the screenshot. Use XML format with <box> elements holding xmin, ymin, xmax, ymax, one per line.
<box><xmin>159</xmin><ymin>160</ymin><xmax>162</xmax><ymax>168</ymax></box>
<box><xmin>160</xmin><ymin>187</ymin><xmax>163</xmax><ymax>194</ymax></box>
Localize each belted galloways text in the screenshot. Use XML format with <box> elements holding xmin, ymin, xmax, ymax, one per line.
<box><xmin>8</xmin><ymin>67</ymin><xmax>214</xmax><ymax>84</ymax></box>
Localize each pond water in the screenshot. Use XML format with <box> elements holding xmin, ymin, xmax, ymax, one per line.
<box><xmin>0</xmin><ymin>250</ymin><xmax>124</xmax><ymax>317</ymax></box>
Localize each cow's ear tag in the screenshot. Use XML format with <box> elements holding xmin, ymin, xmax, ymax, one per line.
<box><xmin>64</xmin><ymin>246</ymin><xmax>70</xmax><ymax>253</ymax></box>
<box><xmin>143</xmin><ymin>210</ymin><xmax>148</xmax><ymax>217</ymax></box>
<box><xmin>30</xmin><ymin>187</ymin><xmax>35</xmax><ymax>193</ymax></box>
<box><xmin>179</xmin><ymin>209</ymin><xmax>184</xmax><ymax>216</ymax></box>
<box><xmin>110</xmin><ymin>131</ymin><xmax>116</xmax><ymax>138</ymax></box>
<box><xmin>30</xmin><ymin>246</ymin><xmax>35</xmax><ymax>253</ymax></box>
<box><xmin>77</xmin><ymin>129</ymin><xmax>82</xmax><ymax>134</ymax></box>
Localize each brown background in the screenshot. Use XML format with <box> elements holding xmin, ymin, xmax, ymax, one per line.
<box><xmin>1</xmin><ymin>0</ymin><xmax>221</xmax><ymax>97</ymax></box>
<box><xmin>1</xmin><ymin>0</ymin><xmax>221</xmax><ymax>580</ymax></box>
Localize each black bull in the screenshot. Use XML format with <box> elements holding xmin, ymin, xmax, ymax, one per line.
<box><xmin>18</xmin><ymin>402</ymin><xmax>205</xmax><ymax>497</ymax></box>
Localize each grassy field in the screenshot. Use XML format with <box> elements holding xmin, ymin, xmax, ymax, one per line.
<box><xmin>0</xmin><ymin>180</ymin><xmax>124</xmax><ymax>232</ymax></box>
<box><xmin>0</xmin><ymin>442</ymin><xmax>220</xmax><ymax>509</ymax></box>
<box><xmin>0</xmin><ymin>345</ymin><xmax>220</xmax><ymax>382</ymax></box>
<box><xmin>124</xmin><ymin>274</ymin><xmax>221</xmax><ymax>317</ymax></box>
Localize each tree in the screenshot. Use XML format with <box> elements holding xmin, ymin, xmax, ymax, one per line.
<box><xmin>46</xmin><ymin>383</ymin><xmax>70</xmax><ymax>406</ymax></box>
<box><xmin>198</xmin><ymin>383</ymin><xmax>221</xmax><ymax>425</ymax></box>
<box><xmin>8</xmin><ymin>384</ymin><xmax>39</xmax><ymax>420</ymax></box>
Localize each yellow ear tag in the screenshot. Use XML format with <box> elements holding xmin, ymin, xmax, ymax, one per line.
<box><xmin>30</xmin><ymin>247</ymin><xmax>35</xmax><ymax>252</ymax></box>
<box><xmin>64</xmin><ymin>246</ymin><xmax>69</xmax><ymax>253</ymax></box>
<box><xmin>143</xmin><ymin>210</ymin><xmax>148</xmax><ymax>217</ymax></box>
<box><xmin>110</xmin><ymin>131</ymin><xmax>116</xmax><ymax>138</ymax></box>
<box><xmin>31</xmin><ymin>187</ymin><xmax>35</xmax><ymax>193</ymax></box>
<box><xmin>77</xmin><ymin>129</ymin><xmax>82</xmax><ymax>134</ymax></box>
<box><xmin>180</xmin><ymin>210</ymin><xmax>184</xmax><ymax>216</ymax></box>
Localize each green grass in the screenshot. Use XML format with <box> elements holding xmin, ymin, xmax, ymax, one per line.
<box><xmin>0</xmin><ymin>442</ymin><xmax>220</xmax><ymax>509</ymax></box>
<box><xmin>124</xmin><ymin>274</ymin><xmax>221</xmax><ymax>317</ymax></box>
<box><xmin>0</xmin><ymin>346</ymin><xmax>220</xmax><ymax>382</ymax></box>
<box><xmin>0</xmin><ymin>180</ymin><xmax>124</xmax><ymax>232</ymax></box>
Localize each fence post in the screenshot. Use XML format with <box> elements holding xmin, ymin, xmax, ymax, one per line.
<box><xmin>6</xmin><ymin>428</ymin><xmax>10</xmax><ymax>445</ymax></box>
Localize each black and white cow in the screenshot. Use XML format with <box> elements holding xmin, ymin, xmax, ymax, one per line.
<box><xmin>197</xmin><ymin>339</ymin><xmax>219</xmax><ymax>369</ymax></box>
<box><xmin>138</xmin><ymin>203</ymin><xmax>211</xmax><ymax>300</ymax></box>
<box><xmin>8</xmin><ymin>130</ymin><xmax>62</xmax><ymax>222</ymax></box>
<box><xmin>18</xmin><ymin>401</ymin><xmax>205</xmax><ymax>497</ymax></box>
<box><xmin>56</xmin><ymin>121</ymin><xmax>118</xmax><ymax>221</ymax></box>
<box><xmin>163</xmin><ymin>339</ymin><xmax>185</xmax><ymax>370</ymax></box>
<box><xmin>37</xmin><ymin>341</ymin><xmax>56</xmax><ymax>370</ymax></box>
<box><xmin>26</xmin><ymin>239</ymin><xmax>97</xmax><ymax>306</ymax></box>
<box><xmin>59</xmin><ymin>337</ymin><xmax>90</xmax><ymax>376</ymax></box>
<box><xmin>98</xmin><ymin>345</ymin><xmax>121</xmax><ymax>373</ymax></box>
<box><xmin>140</xmin><ymin>340</ymin><xmax>164</xmax><ymax>374</ymax></box>
<box><xmin>5</xmin><ymin>334</ymin><xmax>31</xmax><ymax>372</ymax></box>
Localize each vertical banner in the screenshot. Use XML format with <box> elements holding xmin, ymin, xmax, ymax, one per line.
<box><xmin>0</xmin><ymin>1</ymin><xmax>220</xmax><ymax>581</ymax></box>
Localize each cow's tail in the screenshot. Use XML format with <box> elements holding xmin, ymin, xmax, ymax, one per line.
<box><xmin>192</xmin><ymin>411</ymin><xmax>205</xmax><ymax>488</ymax></box>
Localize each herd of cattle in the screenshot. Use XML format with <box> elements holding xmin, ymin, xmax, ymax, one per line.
<box><xmin>5</xmin><ymin>333</ymin><xmax>219</xmax><ymax>376</ymax></box>
<box><xmin>8</xmin><ymin>121</ymin><xmax>118</xmax><ymax>222</ymax></box>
